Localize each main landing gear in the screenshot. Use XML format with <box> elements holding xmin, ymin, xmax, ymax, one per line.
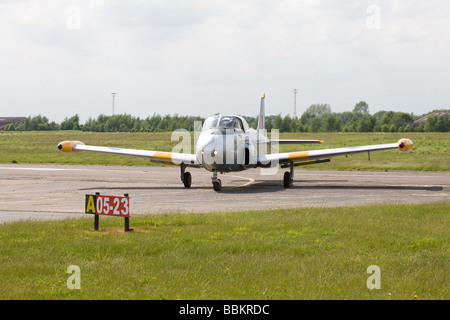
<box><xmin>283</xmin><ymin>161</ymin><xmax>294</xmax><ymax>188</ymax></box>
<box><xmin>212</xmin><ymin>170</ymin><xmax>222</xmax><ymax>191</ymax></box>
<box><xmin>180</xmin><ymin>164</ymin><xmax>191</xmax><ymax>188</ymax></box>
<box><xmin>181</xmin><ymin>164</ymin><xmax>222</xmax><ymax>191</ymax></box>
<box><xmin>181</xmin><ymin>164</ymin><xmax>295</xmax><ymax>191</ymax></box>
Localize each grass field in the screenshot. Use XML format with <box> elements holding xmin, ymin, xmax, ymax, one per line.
<box><xmin>0</xmin><ymin>131</ymin><xmax>449</xmax><ymax>170</ymax></box>
<box><xmin>1</xmin><ymin>131</ymin><xmax>448</xmax><ymax>300</ymax></box>
<box><xmin>0</xmin><ymin>203</ymin><xmax>448</xmax><ymax>300</ymax></box>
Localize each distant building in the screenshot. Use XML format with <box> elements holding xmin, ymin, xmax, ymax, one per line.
<box><xmin>413</xmin><ymin>111</ymin><xmax>450</xmax><ymax>126</ymax></box>
<box><xmin>0</xmin><ymin>117</ymin><xmax>26</xmax><ymax>130</ymax></box>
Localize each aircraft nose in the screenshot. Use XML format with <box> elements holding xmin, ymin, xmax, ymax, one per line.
<box><xmin>197</xmin><ymin>136</ymin><xmax>214</xmax><ymax>154</ymax></box>
<box><xmin>198</xmin><ymin>137</ymin><xmax>222</xmax><ymax>168</ymax></box>
<box><xmin>201</xmin><ymin>144</ymin><xmax>218</xmax><ymax>158</ymax></box>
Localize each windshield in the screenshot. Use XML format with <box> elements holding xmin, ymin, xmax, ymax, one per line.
<box><xmin>203</xmin><ymin>115</ymin><xmax>243</xmax><ymax>130</ymax></box>
<box><xmin>203</xmin><ymin>116</ymin><xmax>219</xmax><ymax>130</ymax></box>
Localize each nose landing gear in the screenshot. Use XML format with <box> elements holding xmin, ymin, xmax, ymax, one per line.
<box><xmin>212</xmin><ymin>170</ymin><xmax>222</xmax><ymax>191</ymax></box>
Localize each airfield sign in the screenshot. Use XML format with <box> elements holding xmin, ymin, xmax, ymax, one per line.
<box><xmin>85</xmin><ymin>193</ymin><xmax>133</xmax><ymax>231</ymax></box>
<box><xmin>85</xmin><ymin>194</ymin><xmax>130</xmax><ymax>217</ymax></box>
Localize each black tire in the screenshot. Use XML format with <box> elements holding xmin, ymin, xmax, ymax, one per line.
<box><xmin>183</xmin><ymin>172</ymin><xmax>191</xmax><ymax>188</ymax></box>
<box><xmin>213</xmin><ymin>179</ymin><xmax>222</xmax><ymax>191</ymax></box>
<box><xmin>283</xmin><ymin>171</ymin><xmax>292</xmax><ymax>188</ymax></box>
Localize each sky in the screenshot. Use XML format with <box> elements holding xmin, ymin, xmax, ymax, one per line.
<box><xmin>0</xmin><ymin>0</ymin><xmax>449</xmax><ymax>123</ymax></box>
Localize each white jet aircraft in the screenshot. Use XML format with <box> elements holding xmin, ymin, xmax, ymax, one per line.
<box><xmin>58</xmin><ymin>93</ymin><xmax>413</xmax><ymax>191</ymax></box>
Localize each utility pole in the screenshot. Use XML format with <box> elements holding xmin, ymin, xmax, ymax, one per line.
<box><xmin>111</xmin><ymin>92</ymin><xmax>116</xmax><ymax>115</ymax></box>
<box><xmin>293</xmin><ymin>89</ymin><xmax>298</xmax><ymax>119</ymax></box>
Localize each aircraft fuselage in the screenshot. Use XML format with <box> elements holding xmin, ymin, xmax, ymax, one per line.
<box><xmin>195</xmin><ymin>115</ymin><xmax>268</xmax><ymax>173</ymax></box>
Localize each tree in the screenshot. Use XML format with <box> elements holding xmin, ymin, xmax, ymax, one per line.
<box><xmin>4</xmin><ymin>123</ymin><xmax>15</xmax><ymax>131</ymax></box>
<box><xmin>424</xmin><ymin>116</ymin><xmax>437</xmax><ymax>132</ymax></box>
<box><xmin>272</xmin><ymin>114</ymin><xmax>283</xmax><ymax>130</ymax></box>
<box><xmin>356</xmin><ymin>114</ymin><xmax>376</xmax><ymax>132</ymax></box>
<box><xmin>338</xmin><ymin>111</ymin><xmax>354</xmax><ymax>125</ymax></box>
<box><xmin>381</xmin><ymin>124</ymin><xmax>389</xmax><ymax>132</ymax></box>
<box><xmin>426</xmin><ymin>114</ymin><xmax>450</xmax><ymax>132</ymax></box>
<box><xmin>290</xmin><ymin>117</ymin><xmax>300</xmax><ymax>132</ymax></box>
<box><xmin>353</xmin><ymin>101</ymin><xmax>369</xmax><ymax>114</ymax></box>
<box><xmin>323</xmin><ymin>113</ymin><xmax>342</xmax><ymax>132</ymax></box>
<box><xmin>380</xmin><ymin>111</ymin><xmax>394</xmax><ymax>126</ymax></box>
<box><xmin>346</xmin><ymin>113</ymin><xmax>362</xmax><ymax>132</ymax></box>
<box><xmin>281</xmin><ymin>115</ymin><xmax>292</xmax><ymax>133</ymax></box>
<box><xmin>390</xmin><ymin>112</ymin><xmax>413</xmax><ymax>129</ymax></box>
<box><xmin>265</xmin><ymin>117</ymin><xmax>273</xmax><ymax>132</ymax></box>
<box><xmin>436</xmin><ymin>115</ymin><xmax>450</xmax><ymax>132</ymax></box>
<box><xmin>304</xmin><ymin>104</ymin><xmax>331</xmax><ymax>119</ymax></box>
<box><xmin>22</xmin><ymin>115</ymin><xmax>51</xmax><ymax>131</ymax></box>
<box><xmin>389</xmin><ymin>124</ymin><xmax>397</xmax><ymax>133</ymax></box>
<box><xmin>310</xmin><ymin>117</ymin><xmax>322</xmax><ymax>132</ymax></box>
<box><xmin>61</xmin><ymin>114</ymin><xmax>80</xmax><ymax>130</ymax></box>
<box><xmin>299</xmin><ymin>112</ymin><xmax>309</xmax><ymax>125</ymax></box>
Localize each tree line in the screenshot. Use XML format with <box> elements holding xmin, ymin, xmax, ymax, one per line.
<box><xmin>3</xmin><ymin>102</ymin><xmax>449</xmax><ymax>133</ymax></box>
<box><xmin>3</xmin><ymin>114</ymin><xmax>205</xmax><ymax>133</ymax></box>
<box><xmin>254</xmin><ymin>102</ymin><xmax>449</xmax><ymax>133</ymax></box>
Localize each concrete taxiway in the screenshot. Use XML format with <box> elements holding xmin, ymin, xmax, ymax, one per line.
<box><xmin>0</xmin><ymin>164</ymin><xmax>449</xmax><ymax>223</ymax></box>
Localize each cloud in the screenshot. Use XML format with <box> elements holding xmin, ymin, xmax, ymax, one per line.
<box><xmin>102</xmin><ymin>0</ymin><xmax>215</xmax><ymax>28</ymax></box>
<box><xmin>0</xmin><ymin>0</ymin><xmax>449</xmax><ymax>122</ymax></box>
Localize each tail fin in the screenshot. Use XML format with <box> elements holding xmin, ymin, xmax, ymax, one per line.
<box><xmin>257</xmin><ymin>92</ymin><xmax>266</xmax><ymax>134</ymax></box>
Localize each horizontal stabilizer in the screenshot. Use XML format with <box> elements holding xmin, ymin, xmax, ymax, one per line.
<box><xmin>269</xmin><ymin>139</ymin><xmax>323</xmax><ymax>145</ymax></box>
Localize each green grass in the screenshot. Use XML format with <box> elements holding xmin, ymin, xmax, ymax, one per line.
<box><xmin>0</xmin><ymin>203</ymin><xmax>448</xmax><ymax>300</ymax></box>
<box><xmin>0</xmin><ymin>131</ymin><xmax>174</xmax><ymax>166</ymax></box>
<box><xmin>0</xmin><ymin>131</ymin><xmax>449</xmax><ymax>170</ymax></box>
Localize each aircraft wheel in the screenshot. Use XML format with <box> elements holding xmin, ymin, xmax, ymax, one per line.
<box><xmin>213</xmin><ymin>179</ymin><xmax>222</xmax><ymax>191</ymax></box>
<box><xmin>283</xmin><ymin>171</ymin><xmax>292</xmax><ymax>188</ymax></box>
<box><xmin>183</xmin><ymin>172</ymin><xmax>192</xmax><ymax>188</ymax></box>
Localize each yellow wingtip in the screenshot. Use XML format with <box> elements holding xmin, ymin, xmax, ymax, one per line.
<box><xmin>57</xmin><ymin>141</ymin><xmax>84</xmax><ymax>153</ymax></box>
<box><xmin>398</xmin><ymin>138</ymin><xmax>413</xmax><ymax>152</ymax></box>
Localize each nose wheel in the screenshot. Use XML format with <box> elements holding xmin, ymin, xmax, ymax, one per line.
<box><xmin>213</xmin><ymin>179</ymin><xmax>222</xmax><ymax>191</ymax></box>
<box><xmin>212</xmin><ymin>170</ymin><xmax>222</xmax><ymax>191</ymax></box>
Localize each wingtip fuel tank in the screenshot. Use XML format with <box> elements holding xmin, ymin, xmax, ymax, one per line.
<box><xmin>57</xmin><ymin>141</ymin><xmax>85</xmax><ymax>153</ymax></box>
<box><xmin>398</xmin><ymin>138</ymin><xmax>413</xmax><ymax>152</ymax></box>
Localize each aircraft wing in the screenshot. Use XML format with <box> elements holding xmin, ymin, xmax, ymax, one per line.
<box><xmin>57</xmin><ymin>141</ymin><xmax>199</xmax><ymax>166</ymax></box>
<box><xmin>259</xmin><ymin>138</ymin><xmax>413</xmax><ymax>165</ymax></box>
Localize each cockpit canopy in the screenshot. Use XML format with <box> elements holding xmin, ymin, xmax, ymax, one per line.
<box><xmin>203</xmin><ymin>115</ymin><xmax>248</xmax><ymax>132</ymax></box>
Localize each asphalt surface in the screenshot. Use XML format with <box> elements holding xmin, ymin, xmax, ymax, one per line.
<box><xmin>0</xmin><ymin>164</ymin><xmax>449</xmax><ymax>223</ymax></box>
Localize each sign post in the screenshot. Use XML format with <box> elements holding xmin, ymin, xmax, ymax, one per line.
<box><xmin>85</xmin><ymin>193</ymin><xmax>133</xmax><ymax>232</ymax></box>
